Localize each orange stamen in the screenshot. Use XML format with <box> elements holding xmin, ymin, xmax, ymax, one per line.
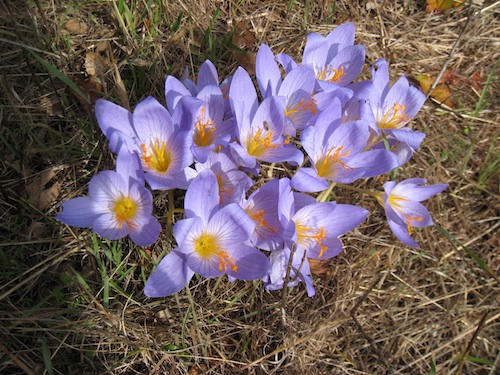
<box><xmin>315</xmin><ymin>146</ymin><xmax>352</xmax><ymax>178</ymax></box>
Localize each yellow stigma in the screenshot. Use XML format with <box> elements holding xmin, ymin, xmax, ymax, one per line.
<box><xmin>296</xmin><ymin>223</ymin><xmax>328</xmax><ymax>258</ymax></box>
<box><xmin>140</xmin><ymin>139</ymin><xmax>172</xmax><ymax>173</ymax></box>
<box><xmin>193</xmin><ymin>106</ymin><xmax>217</xmax><ymax>147</ymax></box>
<box><xmin>112</xmin><ymin>196</ymin><xmax>138</xmax><ymax>230</ymax></box>
<box><xmin>317</xmin><ymin>65</ymin><xmax>346</xmax><ymax>82</ymax></box>
<box><xmin>194</xmin><ymin>232</ymin><xmax>238</xmax><ymax>272</ymax></box>
<box><xmin>315</xmin><ymin>146</ymin><xmax>352</xmax><ymax>178</ymax></box>
<box><xmin>378</xmin><ymin>103</ymin><xmax>409</xmax><ymax>129</ymax></box>
<box><xmin>246</xmin><ymin>128</ymin><xmax>278</xmax><ymax>157</ymax></box>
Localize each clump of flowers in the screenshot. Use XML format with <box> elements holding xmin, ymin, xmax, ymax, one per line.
<box><xmin>56</xmin><ymin>22</ymin><xmax>447</xmax><ymax>298</ymax></box>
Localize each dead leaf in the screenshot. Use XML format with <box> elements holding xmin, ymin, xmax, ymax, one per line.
<box><xmin>232</xmin><ymin>21</ymin><xmax>256</xmax><ymax>74</ymax></box>
<box><xmin>26</xmin><ymin>170</ymin><xmax>61</xmax><ymax>211</ymax></box>
<box><xmin>64</xmin><ymin>19</ymin><xmax>88</xmax><ymax>34</ymax></box>
<box><xmin>469</xmin><ymin>72</ymin><xmax>485</xmax><ymax>92</ymax></box>
<box><xmin>417</xmin><ymin>74</ymin><xmax>455</xmax><ymax>108</ymax></box>
<box><xmin>188</xmin><ymin>364</ymin><xmax>208</xmax><ymax>375</ymax></box>
<box><xmin>426</xmin><ymin>0</ymin><xmax>464</xmax><ymax>13</ymax></box>
<box><xmin>72</xmin><ymin>76</ymin><xmax>102</xmax><ymax>111</ymax></box>
<box><xmin>39</xmin><ymin>95</ymin><xmax>63</xmax><ymax>116</ymax></box>
<box><xmin>85</xmin><ymin>51</ymin><xmax>110</xmax><ymax>77</ymax></box>
<box><xmin>309</xmin><ymin>258</ymin><xmax>330</xmax><ymax>277</ymax></box>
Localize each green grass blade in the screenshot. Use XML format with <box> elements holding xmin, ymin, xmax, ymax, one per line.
<box><xmin>28</xmin><ymin>49</ymin><xmax>90</xmax><ymax>106</ymax></box>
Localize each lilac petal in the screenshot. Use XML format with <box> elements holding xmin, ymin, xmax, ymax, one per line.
<box><xmin>165</xmin><ymin>76</ymin><xmax>191</xmax><ymax>113</ymax></box>
<box><xmin>208</xmin><ymin>203</ymin><xmax>255</xmax><ymax>246</ymax></box>
<box><xmin>371</xmin><ymin>59</ymin><xmax>390</xmax><ymax>98</ymax></box>
<box><xmin>325</xmin><ymin>22</ymin><xmax>355</xmax><ymax>54</ymax></box>
<box><xmin>251</xmin><ymin>96</ymin><xmax>286</xmax><ymax>136</ymax></box>
<box><xmin>184</xmin><ymin>169</ymin><xmax>219</xmax><ymax>223</ymax></box>
<box><xmin>404</xmin><ymin>85</ymin><xmax>426</xmax><ymax>119</ymax></box>
<box><xmin>328</xmin><ymin>45</ymin><xmax>365</xmax><ymax>86</ymax></box>
<box><xmin>56</xmin><ymin>197</ymin><xmax>101</xmax><ymax>228</ymax></box>
<box><xmin>386</xmin><ymin>207</ymin><xmax>419</xmax><ymax>247</ymax></box>
<box><xmin>144</xmin><ymin>249</ymin><xmax>195</xmax><ymax>297</ymax></box>
<box><xmin>229</xmin><ymin>67</ymin><xmax>258</xmax><ymax>119</ymax></box>
<box><xmin>226</xmin><ymin>245</ymin><xmax>271</xmax><ymax>280</ymax></box>
<box><xmin>262</xmin><ymin>144</ymin><xmax>304</xmax><ymax>166</ymax></box>
<box><xmin>93</xmin><ymin>212</ymin><xmax>130</xmax><ymax>240</ymax></box>
<box><xmin>88</xmin><ymin>171</ymin><xmax>126</xmax><ymax>205</ymax></box>
<box><xmin>393</xmin><ymin>200</ymin><xmax>434</xmax><ymax>228</ymax></box>
<box><xmin>276</xmin><ymin>53</ymin><xmax>298</xmax><ymax>74</ymax></box>
<box><xmin>116</xmin><ymin>149</ymin><xmax>144</xmax><ymax>186</ymax></box>
<box><xmin>390</xmin><ymin>129</ymin><xmax>425</xmax><ymax>151</ymax></box>
<box><xmin>173</xmin><ymin>217</ymin><xmax>199</xmax><ymax>245</ymax></box>
<box><xmin>134</xmin><ymin>96</ymin><xmax>175</xmax><ymax>137</ymax></box>
<box><xmin>307</xmin><ymin>237</ymin><xmax>343</xmax><ymax>260</ymax></box>
<box><xmin>290</xmin><ymin>168</ymin><xmax>329</xmax><ymax>193</ymax></box>
<box><xmin>198</xmin><ymin>59</ymin><xmax>218</xmax><ymax>89</ymax></box>
<box><xmin>145</xmin><ymin>166</ymin><xmax>196</xmax><ymax>190</ymax></box>
<box><xmin>302</xmin><ymin>32</ymin><xmax>327</xmax><ymax>67</ymax></box>
<box><xmin>393</xmin><ymin>180</ymin><xmax>448</xmax><ymax>202</ymax></box>
<box><xmin>95</xmin><ymin>99</ymin><xmax>135</xmax><ymax>154</ymax></box>
<box><xmin>228</xmin><ymin>142</ymin><xmax>257</xmax><ymax>170</ymax></box>
<box><xmin>279</xmin><ymin>65</ymin><xmax>316</xmax><ymax>99</ymax></box>
<box><xmin>278</xmin><ymin>178</ymin><xmax>295</xmax><ymax>225</ymax></box>
<box><xmin>350</xmin><ymin>149</ymin><xmax>399</xmax><ymax>178</ymax></box>
<box><xmin>256</xmin><ymin>44</ymin><xmax>281</xmax><ymax>98</ymax></box>
<box><xmin>129</xmin><ymin>216</ymin><xmax>161</xmax><ymax>246</ymax></box>
<box><xmin>320</xmin><ymin>204</ymin><xmax>369</xmax><ymax>236</ymax></box>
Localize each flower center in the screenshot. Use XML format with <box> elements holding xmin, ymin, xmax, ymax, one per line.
<box><xmin>388</xmin><ymin>194</ymin><xmax>423</xmax><ymax>234</ymax></box>
<box><xmin>194</xmin><ymin>232</ymin><xmax>238</xmax><ymax>272</ymax></box>
<box><xmin>141</xmin><ymin>139</ymin><xmax>171</xmax><ymax>173</ymax></box>
<box><xmin>378</xmin><ymin>103</ymin><xmax>409</xmax><ymax>129</ymax></box>
<box><xmin>247</xmin><ymin>208</ymin><xmax>276</xmax><ymax>234</ymax></box>
<box><xmin>193</xmin><ymin>106</ymin><xmax>217</xmax><ymax>147</ymax></box>
<box><xmin>315</xmin><ymin>146</ymin><xmax>352</xmax><ymax>178</ymax></box>
<box><xmin>112</xmin><ymin>196</ymin><xmax>138</xmax><ymax>230</ymax></box>
<box><xmin>317</xmin><ymin>65</ymin><xmax>345</xmax><ymax>83</ymax></box>
<box><xmin>285</xmin><ymin>97</ymin><xmax>317</xmax><ymax>120</ymax></box>
<box><xmin>246</xmin><ymin>127</ymin><xmax>278</xmax><ymax>157</ymax></box>
<box><xmin>296</xmin><ymin>223</ymin><xmax>328</xmax><ymax>257</ymax></box>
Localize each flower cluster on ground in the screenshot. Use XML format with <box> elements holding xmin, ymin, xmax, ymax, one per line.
<box><xmin>56</xmin><ymin>22</ymin><xmax>447</xmax><ymax>297</ymax></box>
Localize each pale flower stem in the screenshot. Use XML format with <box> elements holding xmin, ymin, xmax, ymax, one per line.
<box><xmin>316</xmin><ymin>181</ymin><xmax>337</xmax><ymax>202</ymax></box>
<box><xmin>280</xmin><ymin>242</ymin><xmax>297</xmax><ymax>328</ymax></box>
<box><xmin>336</xmin><ymin>183</ymin><xmax>383</xmax><ymax>204</ymax></box>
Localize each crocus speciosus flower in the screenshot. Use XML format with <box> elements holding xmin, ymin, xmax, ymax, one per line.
<box><xmin>145</xmin><ymin>170</ymin><xmax>271</xmax><ymax>297</ymax></box>
<box><xmin>379</xmin><ymin>178</ymin><xmax>447</xmax><ymax>247</ymax></box>
<box><xmin>56</xmin><ymin>150</ymin><xmax>161</xmax><ymax>246</ymax></box>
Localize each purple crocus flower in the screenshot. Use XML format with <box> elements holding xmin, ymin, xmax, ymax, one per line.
<box><xmin>229</xmin><ymin>68</ymin><xmax>304</xmax><ymax>174</ymax></box>
<box><xmin>353</xmin><ymin>58</ymin><xmax>426</xmax><ymax>132</ymax></box>
<box><xmin>240</xmin><ymin>178</ymin><xmax>284</xmax><ymax>251</ymax></box>
<box><xmin>265</xmin><ymin>179</ymin><xmax>369</xmax><ymax>296</ymax></box>
<box><xmin>291</xmin><ymin>100</ymin><xmax>399</xmax><ymax>192</ymax></box>
<box><xmin>56</xmin><ymin>149</ymin><xmax>161</xmax><ymax>247</ymax></box>
<box><xmin>380</xmin><ymin>178</ymin><xmax>447</xmax><ymax>247</ymax></box>
<box><xmin>145</xmin><ymin>170</ymin><xmax>271</xmax><ymax>297</ymax></box>
<box><xmin>194</xmin><ymin>149</ymin><xmax>253</xmax><ymax>205</ymax></box>
<box><xmin>276</xmin><ymin>22</ymin><xmax>365</xmax><ymax>91</ymax></box>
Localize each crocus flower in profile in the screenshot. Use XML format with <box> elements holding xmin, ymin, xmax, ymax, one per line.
<box><xmin>379</xmin><ymin>178</ymin><xmax>447</xmax><ymax>247</ymax></box>
<box><xmin>145</xmin><ymin>170</ymin><xmax>271</xmax><ymax>297</ymax></box>
<box><xmin>240</xmin><ymin>178</ymin><xmax>284</xmax><ymax>251</ymax></box>
<box><xmin>56</xmin><ymin>149</ymin><xmax>161</xmax><ymax>247</ymax></box>
<box><xmin>266</xmin><ymin>179</ymin><xmax>369</xmax><ymax>296</ymax></box>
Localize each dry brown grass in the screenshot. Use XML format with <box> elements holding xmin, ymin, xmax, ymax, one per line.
<box><xmin>0</xmin><ymin>0</ymin><xmax>499</xmax><ymax>374</ymax></box>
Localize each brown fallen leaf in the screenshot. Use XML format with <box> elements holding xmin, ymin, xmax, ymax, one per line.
<box><xmin>25</xmin><ymin>170</ymin><xmax>61</xmax><ymax>211</ymax></box>
<box><xmin>232</xmin><ymin>21</ymin><xmax>256</xmax><ymax>74</ymax></box>
<box><xmin>188</xmin><ymin>364</ymin><xmax>208</xmax><ymax>375</ymax></box>
<box><xmin>64</xmin><ymin>19</ymin><xmax>88</xmax><ymax>34</ymax></box>
<box><xmin>309</xmin><ymin>258</ymin><xmax>330</xmax><ymax>277</ymax></box>
<box><xmin>85</xmin><ymin>51</ymin><xmax>110</xmax><ymax>77</ymax></box>
<box><xmin>426</xmin><ymin>0</ymin><xmax>464</xmax><ymax>13</ymax></box>
<box><xmin>416</xmin><ymin>74</ymin><xmax>455</xmax><ymax>108</ymax></box>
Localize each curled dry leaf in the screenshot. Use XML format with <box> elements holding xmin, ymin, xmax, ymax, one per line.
<box><xmin>232</xmin><ymin>21</ymin><xmax>257</xmax><ymax>74</ymax></box>
<box><xmin>426</xmin><ymin>0</ymin><xmax>464</xmax><ymax>13</ymax></box>
<box><xmin>85</xmin><ymin>51</ymin><xmax>110</xmax><ymax>77</ymax></box>
<box><xmin>64</xmin><ymin>19</ymin><xmax>88</xmax><ymax>34</ymax></box>
<box><xmin>309</xmin><ymin>258</ymin><xmax>331</xmax><ymax>277</ymax></box>
<box><xmin>417</xmin><ymin>74</ymin><xmax>455</xmax><ymax>108</ymax></box>
<box><xmin>25</xmin><ymin>169</ymin><xmax>61</xmax><ymax>211</ymax></box>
